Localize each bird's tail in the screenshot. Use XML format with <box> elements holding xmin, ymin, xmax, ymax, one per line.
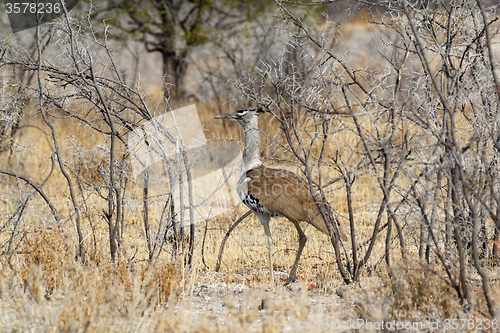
<box><xmin>309</xmin><ymin>206</ymin><xmax>348</xmax><ymax>242</ymax></box>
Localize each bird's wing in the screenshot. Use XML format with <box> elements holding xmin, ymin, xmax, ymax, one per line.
<box><xmin>245</xmin><ymin>165</ymin><xmax>348</xmax><ymax>240</ymax></box>
<box><xmin>245</xmin><ymin>166</ymin><xmax>317</xmax><ymax>224</ymax></box>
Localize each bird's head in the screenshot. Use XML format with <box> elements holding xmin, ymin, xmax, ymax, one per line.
<box><xmin>215</xmin><ymin>107</ymin><xmax>264</xmax><ymax>128</ymax></box>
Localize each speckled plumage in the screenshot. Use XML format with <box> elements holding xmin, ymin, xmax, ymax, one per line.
<box><xmin>238</xmin><ymin>165</ymin><xmax>345</xmax><ymax>238</ymax></box>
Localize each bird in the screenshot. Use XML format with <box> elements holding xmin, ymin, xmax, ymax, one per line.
<box><xmin>215</xmin><ymin>107</ymin><xmax>347</xmax><ymax>286</ymax></box>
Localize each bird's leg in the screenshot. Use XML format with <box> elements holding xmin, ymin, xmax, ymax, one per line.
<box><xmin>265</xmin><ymin>233</ymin><xmax>274</xmax><ymax>284</ymax></box>
<box><xmin>262</xmin><ymin>221</ymin><xmax>274</xmax><ymax>284</ymax></box>
<box><xmin>285</xmin><ymin>221</ymin><xmax>307</xmax><ymax>286</ymax></box>
<box><xmin>257</xmin><ymin>213</ymin><xmax>274</xmax><ymax>284</ymax></box>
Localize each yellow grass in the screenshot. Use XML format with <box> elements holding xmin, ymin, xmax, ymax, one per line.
<box><xmin>1</xmin><ymin>11</ymin><xmax>500</xmax><ymax>331</ymax></box>
<box><xmin>0</xmin><ymin>98</ymin><xmax>498</xmax><ymax>332</ymax></box>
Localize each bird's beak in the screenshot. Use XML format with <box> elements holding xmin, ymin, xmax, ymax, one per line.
<box><xmin>215</xmin><ymin>113</ymin><xmax>232</xmax><ymax>120</ymax></box>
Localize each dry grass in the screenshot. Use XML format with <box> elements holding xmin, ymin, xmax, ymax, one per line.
<box><xmin>1</xmin><ymin>13</ymin><xmax>500</xmax><ymax>333</ymax></box>
<box><xmin>0</xmin><ymin>104</ymin><xmax>497</xmax><ymax>332</ymax></box>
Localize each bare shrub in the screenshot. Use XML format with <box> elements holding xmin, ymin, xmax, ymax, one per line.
<box><xmin>234</xmin><ymin>0</ymin><xmax>499</xmax><ymax>317</ymax></box>
<box><xmin>0</xmin><ymin>0</ymin><xmax>499</xmax><ymax>327</ymax></box>
<box><xmin>0</xmin><ymin>80</ymin><xmax>27</xmax><ymax>153</ymax></box>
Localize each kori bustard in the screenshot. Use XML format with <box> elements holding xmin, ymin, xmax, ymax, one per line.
<box><xmin>215</xmin><ymin>107</ymin><xmax>347</xmax><ymax>285</ymax></box>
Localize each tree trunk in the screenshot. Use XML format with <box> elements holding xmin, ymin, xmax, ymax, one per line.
<box><xmin>162</xmin><ymin>48</ymin><xmax>189</xmax><ymax>105</ymax></box>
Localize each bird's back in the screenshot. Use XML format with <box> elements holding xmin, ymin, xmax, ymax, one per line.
<box><xmin>241</xmin><ymin>165</ymin><xmax>346</xmax><ymax>239</ymax></box>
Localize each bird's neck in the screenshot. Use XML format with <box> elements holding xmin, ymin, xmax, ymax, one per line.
<box><xmin>242</xmin><ymin>125</ymin><xmax>262</xmax><ymax>173</ymax></box>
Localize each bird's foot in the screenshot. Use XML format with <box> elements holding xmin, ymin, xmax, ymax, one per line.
<box><xmin>283</xmin><ymin>275</ymin><xmax>296</xmax><ymax>286</ymax></box>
